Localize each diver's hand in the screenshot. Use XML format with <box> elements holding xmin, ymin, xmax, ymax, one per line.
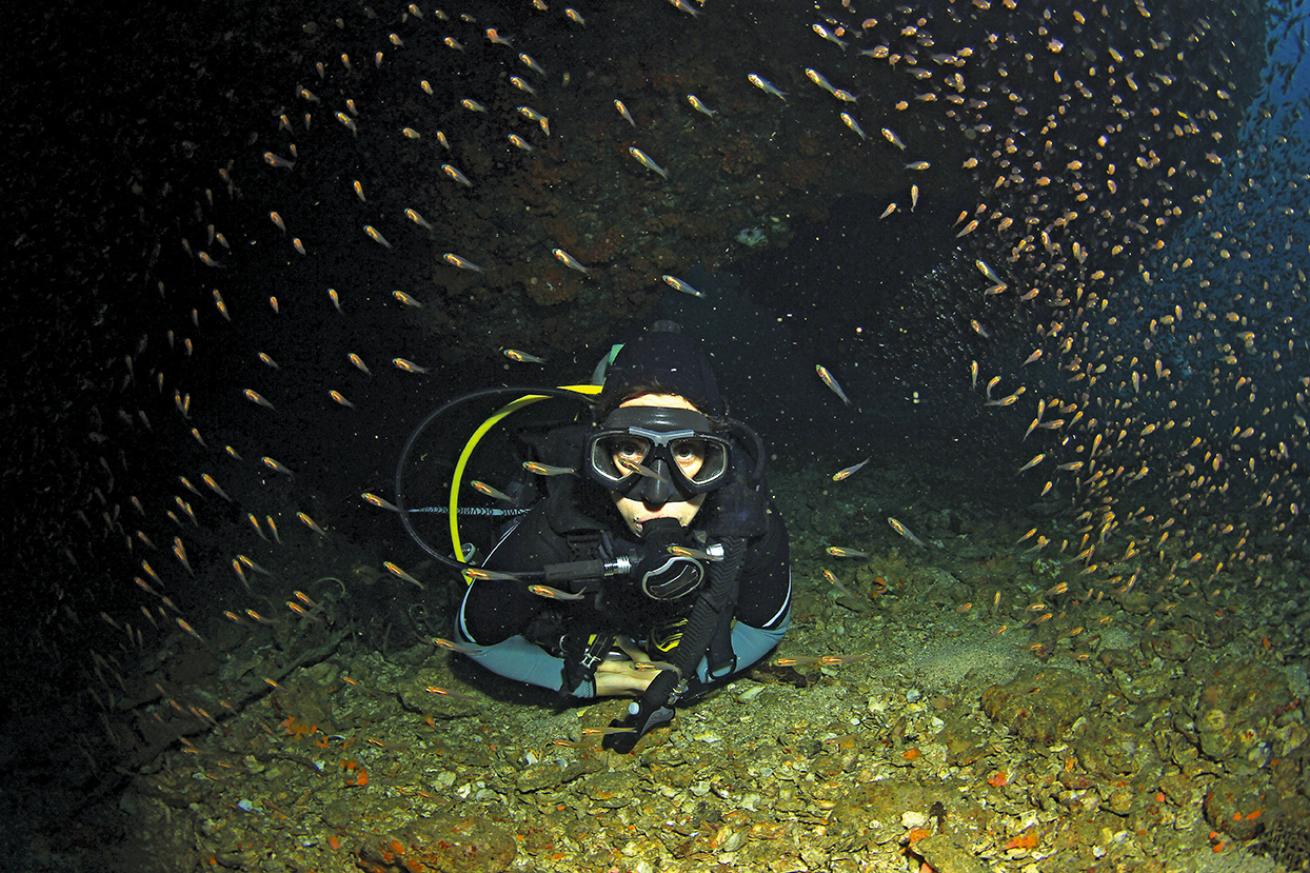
<box><xmin>602</xmin><ymin>669</ymin><xmax>680</xmax><ymax>753</ymax></box>
<box><xmin>593</xmin><ymin>659</ymin><xmax>658</xmax><ymax>697</ymax></box>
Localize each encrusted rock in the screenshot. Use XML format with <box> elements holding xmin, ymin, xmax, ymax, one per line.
<box><xmin>913</xmin><ymin>834</ymin><xmax>989</xmax><ymax>873</ymax></box>
<box><xmin>358</xmin><ymin>816</ymin><xmax>517</xmax><ymax>873</ymax></box>
<box><xmin>1145</xmin><ymin>628</ymin><xmax>1196</xmax><ymax>662</ymax></box>
<box><xmin>825</xmin><ymin>780</ymin><xmax>935</xmax><ymax>845</ymax></box>
<box><xmin>515</xmin><ymin>759</ymin><xmax>599</xmax><ymax>793</ymax></box>
<box><xmin>981</xmin><ymin>667</ymin><xmax>1103</xmax><ymax>745</ymax></box>
<box><xmin>1203</xmin><ymin>775</ymin><xmax>1268</xmax><ymax>841</ymax></box>
<box><xmin>1188</xmin><ymin>659</ymin><xmax>1290</xmax><ymax>763</ymax></box>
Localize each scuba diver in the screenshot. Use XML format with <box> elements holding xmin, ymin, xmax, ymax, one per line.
<box><xmin>401</xmin><ymin>321</ymin><xmax>791</xmax><ymax>752</ymax></box>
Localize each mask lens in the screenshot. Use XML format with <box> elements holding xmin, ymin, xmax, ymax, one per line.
<box><xmin>670</xmin><ymin>437</ymin><xmax>703</xmax><ymax>463</ymax></box>
<box><xmin>585</xmin><ymin>407</ymin><xmax>733</xmax><ymax>495</ymax></box>
<box><xmin>611</xmin><ymin>437</ymin><xmax>650</xmax><ymax>474</ymax></box>
<box><xmin>590</xmin><ymin>434</ymin><xmax>652</xmax><ymax>484</ymax></box>
<box><xmin>671</xmin><ymin>436</ymin><xmax>729</xmax><ymax>488</ymax></box>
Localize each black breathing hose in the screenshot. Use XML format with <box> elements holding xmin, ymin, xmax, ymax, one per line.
<box><xmin>394</xmin><ymin>386</ymin><xmax>594</xmax><ymax>573</ymax></box>
<box><xmin>667</xmin><ymin>536</ymin><xmax>747</xmax><ymax>680</ymax></box>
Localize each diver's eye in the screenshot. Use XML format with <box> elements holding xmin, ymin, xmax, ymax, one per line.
<box><xmin>614</xmin><ymin>439</ymin><xmax>645</xmax><ymax>460</ymax></box>
<box><xmin>672</xmin><ymin>439</ymin><xmax>705</xmax><ymax>461</ymax></box>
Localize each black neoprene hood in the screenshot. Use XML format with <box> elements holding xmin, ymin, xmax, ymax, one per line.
<box><xmin>595</xmin><ymin>321</ymin><xmax>726</xmax><ymax>418</ymax></box>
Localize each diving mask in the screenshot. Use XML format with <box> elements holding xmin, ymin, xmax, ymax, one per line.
<box><xmin>584</xmin><ymin>406</ymin><xmax>732</xmax><ymax>504</ymax></box>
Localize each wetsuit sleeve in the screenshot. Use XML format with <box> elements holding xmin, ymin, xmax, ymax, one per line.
<box><xmin>692</xmin><ymin>505</ymin><xmax>792</xmax><ymax>687</ymax></box>
<box><xmin>454</xmin><ymin>505</ymin><xmax>596</xmax><ymax>697</ymax></box>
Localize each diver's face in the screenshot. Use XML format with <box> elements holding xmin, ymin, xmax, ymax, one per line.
<box><xmin>610</xmin><ymin>393</ymin><xmax>707</xmax><ymax>537</ymax></box>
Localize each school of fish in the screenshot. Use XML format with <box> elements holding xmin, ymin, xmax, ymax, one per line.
<box><xmin>55</xmin><ymin>0</ymin><xmax>1310</xmax><ymax>775</ymax></box>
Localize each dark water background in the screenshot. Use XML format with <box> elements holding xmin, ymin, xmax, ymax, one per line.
<box><xmin>3</xmin><ymin>0</ymin><xmax>1309</xmax><ymax>868</ymax></box>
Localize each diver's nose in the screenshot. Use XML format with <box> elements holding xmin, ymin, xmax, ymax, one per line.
<box><xmin>630</xmin><ymin>458</ymin><xmax>677</xmax><ymax>505</ymax></box>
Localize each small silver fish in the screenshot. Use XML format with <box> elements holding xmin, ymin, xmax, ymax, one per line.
<box><xmin>815</xmin><ymin>364</ymin><xmax>852</xmax><ymax>406</ymax></box>
<box><xmin>551</xmin><ymin>248</ymin><xmax>590</xmax><ymax>274</ymax></box>
<box><xmin>628</xmin><ymin>146</ymin><xmax>668</xmax><ymax>179</ymax></box>
<box><xmin>405</xmin><ymin>208</ymin><xmax>434</xmax><ymax>232</ymax></box>
<box><xmin>667</xmin><ymin>544</ymin><xmax>723</xmax><ymax>562</ymax></box>
<box><xmin>661</xmin><ymin>275</ymin><xmax>704</xmax><ymax>298</ymax></box>
<box><xmin>361</xmin><ymin>492</ymin><xmax>400</xmax><ymax>512</ymax></box>
<box><xmin>975</xmin><ymin>259</ymin><xmax>1002</xmax><ymax>284</ymax></box>
<box><xmin>441</xmin><ymin>163</ymin><xmax>473</xmax><ymax>187</ymax></box>
<box><xmin>523</xmin><ymin>460</ymin><xmax>577</xmax><ymax>476</ymax></box>
<box><xmin>615</xmin><ymin>456</ymin><xmax>667</xmax><ymax>482</ymax></box>
<box><xmin>516</xmin><ymin>105</ymin><xmax>551</xmax><ymax>135</ymax></box>
<box><xmin>528</xmin><ymin>584</ymin><xmax>586</xmax><ymax>601</ymax></box>
<box><xmin>686</xmin><ymin>94</ymin><xmax>717</xmax><ymax>117</ymax></box>
<box><xmin>811</xmin><ymin>22</ymin><xmax>848</xmax><ymax>51</ymax></box>
<box><xmin>502</xmin><ymin>347</ymin><xmax>546</xmax><ymax>364</ymax></box>
<box><xmin>443</xmin><ymin>252</ymin><xmax>485</xmax><ymax>272</ymax></box>
<box><xmin>840</xmin><ymin>112</ymin><xmax>867</xmax><ymax>140</ymax></box>
<box><xmin>831</xmin><ymin>457</ymin><xmax>871</xmax><ymax>482</ymax></box>
<box><xmin>887</xmin><ymin>516</ymin><xmax>925</xmax><ymax>547</ymax></box>
<box><xmin>464</xmin><ymin>566</ymin><xmax>524</xmax><ymax>582</ymax></box>
<box><xmin>805</xmin><ymin>67</ymin><xmax>837</xmax><ymax>94</ymax></box>
<box><xmin>471</xmin><ymin>479</ymin><xmax>515</xmax><ymax>502</ymax></box>
<box><xmin>518</xmin><ymin>52</ymin><xmax>546</xmax><ymax>76</ymax></box>
<box><xmin>747</xmin><ymin>73</ymin><xmax>787</xmax><ymax>100</ymax></box>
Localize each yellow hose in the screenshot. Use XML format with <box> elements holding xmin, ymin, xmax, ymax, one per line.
<box><xmin>450</xmin><ymin>384</ymin><xmax>601</xmax><ymax>568</ymax></box>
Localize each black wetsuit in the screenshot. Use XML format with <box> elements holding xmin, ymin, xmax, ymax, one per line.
<box><xmin>454</xmin><ymin>491</ymin><xmax>791</xmax><ymax>698</ymax></box>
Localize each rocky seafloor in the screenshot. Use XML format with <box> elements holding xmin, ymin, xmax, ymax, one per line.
<box><xmin>57</xmin><ymin>457</ymin><xmax>1309</xmax><ymax>873</ymax></box>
